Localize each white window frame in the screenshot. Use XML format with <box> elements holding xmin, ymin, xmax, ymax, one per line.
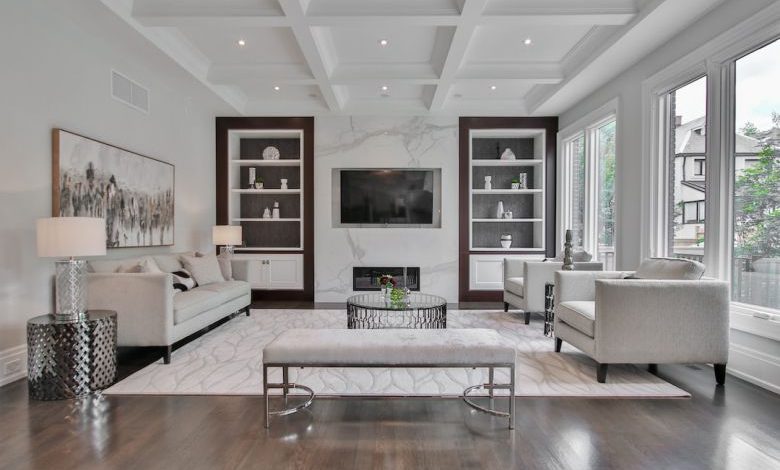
<box><xmin>641</xmin><ymin>3</ymin><xmax>780</xmax><ymax>333</ymax></box>
<box><xmin>557</xmin><ymin>98</ymin><xmax>620</xmax><ymax>264</ymax></box>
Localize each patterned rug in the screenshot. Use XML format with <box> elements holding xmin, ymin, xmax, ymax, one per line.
<box><xmin>104</xmin><ymin>309</ymin><xmax>689</xmax><ymax>397</ymax></box>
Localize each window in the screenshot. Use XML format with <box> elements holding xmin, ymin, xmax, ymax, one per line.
<box><xmin>596</xmin><ymin>121</ymin><xmax>616</xmax><ymax>269</ymax></box>
<box><xmin>560</xmin><ymin>110</ymin><xmax>618</xmax><ymax>270</ymax></box>
<box><xmin>668</xmin><ymin>76</ymin><xmax>707</xmax><ymax>260</ymax></box>
<box><xmin>693</xmin><ymin>158</ymin><xmax>706</xmax><ymax>176</ymax></box>
<box><xmin>732</xmin><ymin>38</ymin><xmax>780</xmax><ymax>311</ymax></box>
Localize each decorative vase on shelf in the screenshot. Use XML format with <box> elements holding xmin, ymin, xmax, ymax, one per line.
<box><xmin>484</xmin><ymin>176</ymin><xmax>492</xmax><ymax>190</ymax></box>
<box><xmin>562</xmin><ymin>229</ymin><xmax>574</xmax><ymax>271</ymax></box>
<box><xmin>262</xmin><ymin>207</ymin><xmax>271</xmax><ymax>219</ymax></box>
<box><xmin>280</xmin><ymin>178</ymin><xmax>288</xmax><ymax>190</ymax></box>
<box><xmin>500</xmin><ymin>234</ymin><xmax>512</xmax><ymax>249</ymax></box>
<box><xmin>496</xmin><ymin>200</ymin><xmax>504</xmax><ymax>219</ymax></box>
<box><xmin>500</xmin><ymin>148</ymin><xmax>516</xmax><ymax>160</ymax></box>
<box><xmin>248</xmin><ymin>167</ymin><xmax>256</xmax><ymax>188</ymax></box>
<box><xmin>518</xmin><ymin>173</ymin><xmax>528</xmax><ymax>189</ymax></box>
<box><xmin>272</xmin><ymin>201</ymin><xmax>280</xmax><ymax>219</ymax></box>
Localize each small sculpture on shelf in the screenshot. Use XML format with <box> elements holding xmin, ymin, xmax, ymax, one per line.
<box><xmin>484</xmin><ymin>175</ymin><xmax>492</xmax><ymax>190</ymax></box>
<box><xmin>262</xmin><ymin>146</ymin><xmax>280</xmax><ymax>160</ymax></box>
<box><xmin>500</xmin><ymin>148</ymin><xmax>516</xmax><ymax>160</ymax></box>
<box><xmin>262</xmin><ymin>207</ymin><xmax>271</xmax><ymax>219</ymax></box>
<box><xmin>280</xmin><ymin>178</ymin><xmax>288</xmax><ymax>190</ymax></box>
<box><xmin>272</xmin><ymin>201</ymin><xmax>280</xmax><ymax>219</ymax></box>
<box><xmin>503</xmin><ymin>211</ymin><xmax>513</xmax><ymax>219</ymax></box>
<box><xmin>562</xmin><ymin>229</ymin><xmax>574</xmax><ymax>271</ymax></box>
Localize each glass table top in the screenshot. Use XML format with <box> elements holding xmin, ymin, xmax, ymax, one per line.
<box><xmin>346</xmin><ymin>292</ymin><xmax>447</xmax><ymax>311</ymax></box>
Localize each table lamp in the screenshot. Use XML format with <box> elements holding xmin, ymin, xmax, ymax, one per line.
<box><xmin>213</xmin><ymin>225</ymin><xmax>243</xmax><ymax>256</ymax></box>
<box><xmin>37</xmin><ymin>217</ymin><xmax>106</xmax><ymax>321</ymax></box>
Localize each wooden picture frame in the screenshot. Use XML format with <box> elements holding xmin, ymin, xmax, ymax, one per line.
<box><xmin>52</xmin><ymin>129</ymin><xmax>175</xmax><ymax>248</ymax></box>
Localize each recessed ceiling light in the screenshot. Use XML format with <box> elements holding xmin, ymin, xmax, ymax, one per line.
<box><xmin>237</xmin><ymin>39</ymin><xmax>246</xmax><ymax>47</ymax></box>
<box><xmin>273</xmin><ymin>85</ymin><xmax>280</xmax><ymax>91</ymax></box>
<box><xmin>524</xmin><ymin>38</ymin><xmax>532</xmax><ymax>46</ymax></box>
<box><xmin>490</xmin><ymin>85</ymin><xmax>497</xmax><ymax>91</ymax></box>
<box><xmin>378</xmin><ymin>39</ymin><xmax>389</xmax><ymax>47</ymax></box>
<box><xmin>381</xmin><ymin>85</ymin><xmax>389</xmax><ymax>91</ymax></box>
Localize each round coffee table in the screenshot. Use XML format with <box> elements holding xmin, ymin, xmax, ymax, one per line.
<box><xmin>346</xmin><ymin>292</ymin><xmax>447</xmax><ymax>329</ymax></box>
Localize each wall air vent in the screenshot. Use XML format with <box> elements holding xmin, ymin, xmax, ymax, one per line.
<box><xmin>111</xmin><ymin>70</ymin><xmax>149</xmax><ymax>113</ymax></box>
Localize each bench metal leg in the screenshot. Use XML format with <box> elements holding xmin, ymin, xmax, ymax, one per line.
<box><xmin>283</xmin><ymin>366</ymin><xmax>289</xmax><ymax>404</ymax></box>
<box><xmin>488</xmin><ymin>367</ymin><xmax>494</xmax><ymax>398</ymax></box>
<box><xmin>509</xmin><ymin>365</ymin><xmax>515</xmax><ymax>430</ymax></box>
<box><xmin>263</xmin><ymin>365</ymin><xmax>270</xmax><ymax>429</ymax></box>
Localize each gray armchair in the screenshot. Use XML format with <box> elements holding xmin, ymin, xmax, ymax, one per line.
<box><xmin>553</xmin><ymin>258</ymin><xmax>730</xmax><ymax>384</ymax></box>
<box><xmin>503</xmin><ymin>258</ymin><xmax>603</xmax><ymax>324</ymax></box>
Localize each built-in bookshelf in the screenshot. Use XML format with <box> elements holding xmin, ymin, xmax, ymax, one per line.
<box><xmin>216</xmin><ymin>117</ymin><xmax>314</xmax><ymax>301</ymax></box>
<box><xmin>469</xmin><ymin>129</ymin><xmax>547</xmax><ymax>252</ymax></box>
<box><xmin>459</xmin><ymin>117</ymin><xmax>558</xmax><ymax>302</ymax></box>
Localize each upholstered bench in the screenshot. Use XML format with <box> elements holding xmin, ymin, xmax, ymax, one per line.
<box><xmin>262</xmin><ymin>328</ymin><xmax>517</xmax><ymax>429</ymax></box>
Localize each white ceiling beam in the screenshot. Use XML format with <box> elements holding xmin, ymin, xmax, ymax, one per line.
<box><xmin>278</xmin><ymin>0</ymin><xmax>345</xmax><ymax>111</ymax></box>
<box><xmin>330</xmin><ymin>64</ymin><xmax>439</xmax><ymax>83</ymax></box>
<box><xmin>208</xmin><ymin>64</ymin><xmax>315</xmax><ymax>85</ymax></box>
<box><xmin>134</xmin><ymin>15</ymin><xmax>289</xmax><ymax>28</ymax></box>
<box><xmin>480</xmin><ymin>13</ymin><xmax>635</xmax><ymax>26</ymax></box>
<box><xmin>427</xmin><ymin>0</ymin><xmax>489</xmax><ymax>111</ymax></box>
<box><xmin>306</xmin><ymin>15</ymin><xmax>460</xmax><ymax>26</ymax></box>
<box><xmin>132</xmin><ymin>0</ymin><xmax>287</xmax><ymax>27</ymax></box>
<box><xmin>457</xmin><ymin>62</ymin><xmax>564</xmax><ymax>81</ymax></box>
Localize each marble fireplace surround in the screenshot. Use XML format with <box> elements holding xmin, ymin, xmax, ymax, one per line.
<box><xmin>314</xmin><ymin>116</ymin><xmax>459</xmax><ymax>303</ymax></box>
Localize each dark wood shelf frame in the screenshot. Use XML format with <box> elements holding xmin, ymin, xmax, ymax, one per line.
<box><xmin>458</xmin><ymin>116</ymin><xmax>558</xmax><ymax>302</ymax></box>
<box><xmin>216</xmin><ymin>117</ymin><xmax>314</xmax><ymax>301</ymax></box>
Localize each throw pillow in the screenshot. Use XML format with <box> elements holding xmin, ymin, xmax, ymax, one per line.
<box><xmin>140</xmin><ymin>257</ymin><xmax>164</xmax><ymax>274</ymax></box>
<box><xmin>181</xmin><ymin>254</ymin><xmax>224</xmax><ymax>286</ymax></box>
<box><xmin>171</xmin><ymin>269</ymin><xmax>197</xmax><ymax>292</ymax></box>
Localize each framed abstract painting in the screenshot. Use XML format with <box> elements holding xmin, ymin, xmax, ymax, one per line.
<box><xmin>52</xmin><ymin>129</ymin><xmax>175</xmax><ymax>248</ymax></box>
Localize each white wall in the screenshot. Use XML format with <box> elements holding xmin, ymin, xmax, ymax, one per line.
<box><xmin>314</xmin><ymin>116</ymin><xmax>459</xmax><ymax>302</ymax></box>
<box><xmin>559</xmin><ymin>0</ymin><xmax>779</xmax><ymax>392</ymax></box>
<box><xmin>0</xmin><ymin>0</ymin><xmax>231</xmax><ymax>384</ymax></box>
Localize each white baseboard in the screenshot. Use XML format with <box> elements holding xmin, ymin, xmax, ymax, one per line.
<box><xmin>727</xmin><ymin>343</ymin><xmax>780</xmax><ymax>395</ymax></box>
<box><xmin>0</xmin><ymin>345</ymin><xmax>27</xmax><ymax>387</ymax></box>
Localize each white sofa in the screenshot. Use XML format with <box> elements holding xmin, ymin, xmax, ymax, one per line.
<box><xmin>503</xmin><ymin>258</ymin><xmax>603</xmax><ymax>324</ymax></box>
<box><xmin>553</xmin><ymin>257</ymin><xmax>730</xmax><ymax>384</ymax></box>
<box><xmin>86</xmin><ymin>252</ymin><xmax>251</xmax><ymax>363</ymax></box>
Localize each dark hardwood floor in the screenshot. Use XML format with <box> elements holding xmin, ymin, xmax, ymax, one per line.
<box><xmin>1</xmin><ymin>308</ymin><xmax>778</xmax><ymax>470</ymax></box>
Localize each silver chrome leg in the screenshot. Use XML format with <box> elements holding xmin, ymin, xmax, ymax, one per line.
<box><xmin>488</xmin><ymin>367</ymin><xmax>495</xmax><ymax>398</ymax></box>
<box><xmin>283</xmin><ymin>366</ymin><xmax>289</xmax><ymax>404</ymax></box>
<box><xmin>263</xmin><ymin>365</ymin><xmax>270</xmax><ymax>429</ymax></box>
<box><xmin>509</xmin><ymin>365</ymin><xmax>515</xmax><ymax>430</ymax></box>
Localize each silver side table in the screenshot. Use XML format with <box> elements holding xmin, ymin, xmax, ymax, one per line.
<box><xmin>27</xmin><ymin>310</ymin><xmax>117</xmax><ymax>400</ymax></box>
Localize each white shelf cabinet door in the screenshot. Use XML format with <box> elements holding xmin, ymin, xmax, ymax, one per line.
<box><xmin>469</xmin><ymin>254</ymin><xmax>545</xmax><ymax>291</ymax></box>
<box><xmin>267</xmin><ymin>255</ymin><xmax>303</xmax><ymax>289</ymax></box>
<box><xmin>237</xmin><ymin>259</ymin><xmax>270</xmax><ymax>290</ymax></box>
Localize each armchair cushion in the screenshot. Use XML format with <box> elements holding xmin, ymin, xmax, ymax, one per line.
<box><xmin>635</xmin><ymin>257</ymin><xmax>705</xmax><ymax>280</ymax></box>
<box><xmin>557</xmin><ymin>301</ymin><xmax>595</xmax><ymax>337</ymax></box>
<box><xmin>504</xmin><ymin>277</ymin><xmax>524</xmax><ymax>297</ymax></box>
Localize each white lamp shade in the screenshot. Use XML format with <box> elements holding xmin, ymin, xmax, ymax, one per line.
<box><xmin>213</xmin><ymin>225</ymin><xmax>242</xmax><ymax>246</ymax></box>
<box><xmin>37</xmin><ymin>217</ymin><xmax>106</xmax><ymax>258</ymax></box>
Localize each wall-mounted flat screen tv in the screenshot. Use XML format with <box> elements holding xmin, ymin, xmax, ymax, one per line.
<box><xmin>333</xmin><ymin>169</ymin><xmax>442</xmax><ymax>228</ymax></box>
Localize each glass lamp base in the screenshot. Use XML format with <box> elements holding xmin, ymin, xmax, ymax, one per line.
<box><xmin>54</xmin><ymin>259</ymin><xmax>87</xmax><ymax>322</ymax></box>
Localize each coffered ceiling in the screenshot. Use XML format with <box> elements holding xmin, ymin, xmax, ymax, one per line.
<box><xmin>99</xmin><ymin>0</ymin><xmax>724</xmax><ymax>115</ymax></box>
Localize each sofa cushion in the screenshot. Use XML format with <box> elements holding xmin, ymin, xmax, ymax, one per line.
<box><xmin>181</xmin><ymin>254</ymin><xmax>224</xmax><ymax>286</ymax></box>
<box><xmin>635</xmin><ymin>257</ymin><xmax>705</xmax><ymax>280</ymax></box>
<box><xmin>89</xmin><ymin>257</ymin><xmax>144</xmax><ymax>273</ymax></box>
<box><xmin>197</xmin><ymin>280</ymin><xmax>250</xmax><ymax>300</ymax></box>
<box><xmin>504</xmin><ymin>277</ymin><xmax>524</xmax><ymax>297</ymax></box>
<box><xmin>173</xmin><ymin>289</ymin><xmax>226</xmax><ymax>324</ymax></box>
<box><xmin>557</xmin><ymin>301</ymin><xmax>596</xmax><ymax>338</ymax></box>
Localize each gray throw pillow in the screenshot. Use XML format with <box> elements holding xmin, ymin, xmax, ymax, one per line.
<box><xmin>181</xmin><ymin>254</ymin><xmax>224</xmax><ymax>286</ymax></box>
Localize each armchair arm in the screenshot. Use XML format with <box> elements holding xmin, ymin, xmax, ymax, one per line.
<box><xmin>573</xmin><ymin>262</ymin><xmax>604</xmax><ymax>271</ymax></box>
<box><xmin>593</xmin><ymin>279</ymin><xmax>730</xmax><ymax>364</ymax></box>
<box><xmin>503</xmin><ymin>258</ymin><xmax>525</xmax><ymax>281</ymax></box>
<box><xmin>554</xmin><ymin>271</ymin><xmax>626</xmax><ymax>303</ymax></box>
<box><xmin>87</xmin><ymin>273</ymin><xmax>174</xmax><ymax>347</ymax></box>
<box><xmin>523</xmin><ymin>262</ymin><xmax>562</xmax><ymax>311</ymax></box>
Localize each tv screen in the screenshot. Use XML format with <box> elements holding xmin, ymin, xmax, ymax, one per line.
<box><xmin>337</xmin><ymin>169</ymin><xmax>440</xmax><ymax>227</ymax></box>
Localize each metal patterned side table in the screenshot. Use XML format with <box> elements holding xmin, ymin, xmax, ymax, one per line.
<box><xmin>544</xmin><ymin>283</ymin><xmax>555</xmax><ymax>337</ymax></box>
<box><xmin>27</xmin><ymin>310</ymin><xmax>117</xmax><ymax>400</ymax></box>
<box><xmin>347</xmin><ymin>293</ymin><xmax>447</xmax><ymax>329</ymax></box>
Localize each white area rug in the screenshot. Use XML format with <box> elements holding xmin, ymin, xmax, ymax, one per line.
<box><xmin>105</xmin><ymin>309</ymin><xmax>689</xmax><ymax>398</ymax></box>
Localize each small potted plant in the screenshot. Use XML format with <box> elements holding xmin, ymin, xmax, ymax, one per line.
<box><xmin>511</xmin><ymin>178</ymin><xmax>520</xmax><ymax>190</ymax></box>
<box><xmin>379</xmin><ymin>274</ymin><xmax>397</xmax><ymax>297</ymax></box>
<box><xmin>254</xmin><ymin>176</ymin><xmax>264</xmax><ymax>190</ymax></box>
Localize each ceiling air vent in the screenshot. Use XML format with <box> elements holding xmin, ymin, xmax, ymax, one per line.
<box><xmin>111</xmin><ymin>70</ymin><xmax>149</xmax><ymax>113</ymax></box>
